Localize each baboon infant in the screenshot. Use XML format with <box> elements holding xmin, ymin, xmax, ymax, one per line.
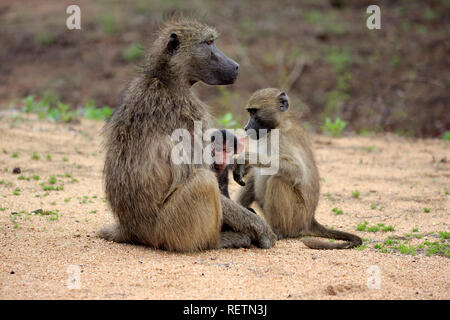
<box><xmin>233</xmin><ymin>88</ymin><xmax>362</xmax><ymax>249</ymax></box>
<box><xmin>99</xmin><ymin>18</ymin><xmax>276</xmax><ymax>252</ymax></box>
<box><xmin>210</xmin><ymin>129</ymin><xmax>243</xmax><ymax>198</ymax></box>
<box><xmin>210</xmin><ymin>130</ymin><xmax>256</xmax><ymax>232</ymax></box>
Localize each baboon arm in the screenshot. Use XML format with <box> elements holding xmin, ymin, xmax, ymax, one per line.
<box><xmin>220</xmin><ymin>195</ymin><xmax>276</xmax><ymax>249</ymax></box>
<box><xmin>232</xmin><ymin>152</ymin><xmax>305</xmax><ymax>187</ymax></box>
<box><xmin>234</xmin><ymin>152</ymin><xmax>273</xmax><ymax>168</ymax></box>
<box><xmin>236</xmin><ymin>171</ymin><xmax>255</xmax><ymax>207</ymax></box>
<box><xmin>218</xmin><ymin>231</ymin><xmax>251</xmax><ymax>249</ymax></box>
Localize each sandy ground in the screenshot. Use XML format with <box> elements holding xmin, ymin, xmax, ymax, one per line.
<box><xmin>0</xmin><ymin>112</ymin><xmax>448</xmax><ymax>300</ymax></box>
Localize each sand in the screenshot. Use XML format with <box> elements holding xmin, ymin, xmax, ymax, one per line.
<box><xmin>0</xmin><ymin>112</ymin><xmax>448</xmax><ymax>300</ymax></box>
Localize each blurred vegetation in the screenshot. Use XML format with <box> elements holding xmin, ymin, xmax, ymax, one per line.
<box><xmin>22</xmin><ymin>94</ymin><xmax>113</xmax><ymax>123</ymax></box>
<box><xmin>0</xmin><ymin>0</ymin><xmax>448</xmax><ymax>137</ymax></box>
<box><xmin>321</xmin><ymin>117</ymin><xmax>347</xmax><ymax>137</ymax></box>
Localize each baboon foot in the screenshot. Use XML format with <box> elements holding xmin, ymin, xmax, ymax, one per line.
<box><xmin>218</xmin><ymin>231</ymin><xmax>251</xmax><ymax>249</ymax></box>
<box><xmin>255</xmin><ymin>227</ymin><xmax>277</xmax><ymax>249</ymax></box>
<box><xmin>98</xmin><ymin>224</ymin><xmax>130</xmax><ymax>243</ymax></box>
<box><xmin>259</xmin><ymin>230</ymin><xmax>277</xmax><ymax>249</ymax></box>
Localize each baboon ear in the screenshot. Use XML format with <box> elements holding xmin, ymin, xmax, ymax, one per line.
<box><xmin>277</xmin><ymin>92</ymin><xmax>289</xmax><ymax>112</ymax></box>
<box><xmin>167</xmin><ymin>33</ymin><xmax>179</xmax><ymax>56</ymax></box>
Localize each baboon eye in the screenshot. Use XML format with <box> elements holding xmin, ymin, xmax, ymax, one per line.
<box><xmin>205</xmin><ymin>40</ymin><xmax>214</xmax><ymax>45</ymax></box>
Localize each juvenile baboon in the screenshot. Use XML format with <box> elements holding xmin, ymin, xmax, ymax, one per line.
<box><xmin>99</xmin><ymin>18</ymin><xmax>276</xmax><ymax>252</ymax></box>
<box><xmin>233</xmin><ymin>88</ymin><xmax>362</xmax><ymax>249</ymax></box>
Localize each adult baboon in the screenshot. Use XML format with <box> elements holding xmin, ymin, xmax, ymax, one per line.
<box><xmin>233</xmin><ymin>88</ymin><xmax>362</xmax><ymax>249</ymax></box>
<box><xmin>99</xmin><ymin>18</ymin><xmax>276</xmax><ymax>252</ymax></box>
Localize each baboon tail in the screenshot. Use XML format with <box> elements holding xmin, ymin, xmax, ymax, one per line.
<box><xmin>301</xmin><ymin>219</ymin><xmax>362</xmax><ymax>250</ymax></box>
<box><xmin>98</xmin><ymin>224</ymin><xmax>130</xmax><ymax>243</ymax></box>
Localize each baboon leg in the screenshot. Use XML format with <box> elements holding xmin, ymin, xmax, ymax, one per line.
<box><xmin>218</xmin><ymin>231</ymin><xmax>251</xmax><ymax>249</ymax></box>
<box><xmin>98</xmin><ymin>224</ymin><xmax>131</xmax><ymax>243</ymax></box>
<box><xmin>220</xmin><ymin>195</ymin><xmax>276</xmax><ymax>249</ymax></box>
<box><xmin>155</xmin><ymin>169</ymin><xmax>222</xmax><ymax>252</ymax></box>
<box><xmin>263</xmin><ymin>176</ymin><xmax>306</xmax><ymax>238</ymax></box>
<box><xmin>236</xmin><ymin>172</ymin><xmax>255</xmax><ymax>207</ymax></box>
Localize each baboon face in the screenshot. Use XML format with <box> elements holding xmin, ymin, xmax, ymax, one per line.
<box><xmin>188</xmin><ymin>39</ymin><xmax>239</xmax><ymax>85</ymax></box>
<box><xmin>164</xmin><ymin>20</ymin><xmax>239</xmax><ymax>85</ymax></box>
<box><xmin>244</xmin><ymin>88</ymin><xmax>289</xmax><ymax>139</ymax></box>
<box><xmin>211</xmin><ymin>130</ymin><xmax>243</xmax><ymax>170</ymax></box>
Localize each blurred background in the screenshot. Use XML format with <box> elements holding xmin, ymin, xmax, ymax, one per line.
<box><xmin>0</xmin><ymin>0</ymin><xmax>448</xmax><ymax>137</ymax></box>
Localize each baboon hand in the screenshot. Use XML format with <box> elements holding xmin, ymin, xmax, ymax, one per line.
<box><xmin>232</xmin><ymin>163</ymin><xmax>247</xmax><ymax>186</ymax></box>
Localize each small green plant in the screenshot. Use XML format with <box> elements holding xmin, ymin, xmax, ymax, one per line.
<box><xmin>424</xmin><ymin>241</ymin><xmax>449</xmax><ymax>258</ymax></box>
<box><xmin>12</xmin><ymin>152</ymin><xmax>19</xmax><ymax>158</ymax></box>
<box><xmin>412</xmin><ymin>227</ymin><xmax>419</xmax><ymax>232</ymax></box>
<box><xmin>49</xmin><ymin>102</ymin><xmax>76</xmax><ymax>122</ymax></box>
<box><xmin>62</xmin><ymin>157</ymin><xmax>69</xmax><ymax>162</ymax></box>
<box><xmin>36</xmin><ymin>30</ymin><xmax>54</xmax><ymax>46</ymax></box>
<box><xmin>218</xmin><ymin>112</ymin><xmax>238</xmax><ymax>129</ymax></box>
<box><xmin>364</xmin><ymin>145</ymin><xmax>377</xmax><ymax>152</ymax></box>
<box><xmin>32</xmin><ymin>175</ymin><xmax>40</xmax><ymax>181</ymax></box>
<box><xmin>356</xmin><ymin>221</ymin><xmax>369</xmax><ymax>231</ymax></box>
<box><xmin>424</xmin><ymin>208</ymin><xmax>430</xmax><ymax>213</ymax></box>
<box><xmin>83</xmin><ymin>100</ymin><xmax>114</xmax><ymax>121</ymax></box>
<box><xmin>122</xmin><ymin>43</ymin><xmax>144</xmax><ymax>62</ymax></box>
<box><xmin>404</xmin><ymin>233</ymin><xmax>424</xmax><ymax>239</ymax></box>
<box><xmin>352</xmin><ymin>190</ymin><xmax>360</xmax><ymax>198</ymax></box>
<box><xmin>326</xmin><ymin>48</ymin><xmax>351</xmax><ymax>74</ymax></box>
<box><xmin>439</xmin><ymin>231</ymin><xmax>450</xmax><ymax>240</ymax></box>
<box><xmin>367</xmin><ymin>225</ymin><xmax>380</xmax><ymax>233</ymax></box>
<box><xmin>321</xmin><ymin>117</ymin><xmax>347</xmax><ymax>137</ymax></box>
<box><xmin>332</xmin><ymin>207</ymin><xmax>343</xmax><ymax>215</ymax></box>
<box><xmin>48</xmin><ymin>176</ymin><xmax>57</xmax><ymax>185</ymax></box>
<box><xmin>354</xmin><ymin>244</ymin><xmax>367</xmax><ymax>251</ymax></box>
<box><xmin>370</xmin><ymin>204</ymin><xmax>377</xmax><ymax>210</ymax></box>
<box><xmin>13</xmin><ymin>187</ymin><xmax>21</xmax><ymax>196</ymax></box>
<box><xmin>98</xmin><ymin>14</ymin><xmax>117</xmax><ymax>35</ymax></box>
<box><xmin>22</xmin><ymin>95</ymin><xmax>37</xmax><ymax>112</ymax></box>
<box><xmin>381</xmin><ymin>225</ymin><xmax>395</xmax><ymax>232</ymax></box>
<box><xmin>31</xmin><ymin>152</ymin><xmax>40</xmax><ymax>160</ymax></box>
<box><xmin>399</xmin><ymin>244</ymin><xmax>416</xmax><ymax>256</ymax></box>
<box><xmin>46</xmin><ymin>154</ymin><xmax>52</xmax><ymax>161</ymax></box>
<box><xmin>442</xmin><ymin>131</ymin><xmax>450</xmax><ymax>141</ymax></box>
<box><xmin>21</xmin><ymin>95</ymin><xmax>76</xmax><ymax>123</ymax></box>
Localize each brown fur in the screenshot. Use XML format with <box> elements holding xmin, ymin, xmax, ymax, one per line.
<box><xmin>99</xmin><ymin>18</ymin><xmax>276</xmax><ymax>252</ymax></box>
<box><xmin>235</xmin><ymin>88</ymin><xmax>362</xmax><ymax>249</ymax></box>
